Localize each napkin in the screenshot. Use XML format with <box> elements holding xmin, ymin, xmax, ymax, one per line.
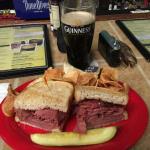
<box><xmin>0</xmin><ymin>83</ymin><xmax>9</xmax><ymax>103</ymax></box>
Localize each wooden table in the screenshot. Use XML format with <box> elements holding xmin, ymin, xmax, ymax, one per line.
<box><xmin>0</xmin><ymin>19</ymin><xmax>150</xmax><ymax>150</ymax></box>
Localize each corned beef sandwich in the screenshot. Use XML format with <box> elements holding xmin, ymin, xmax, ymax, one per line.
<box><xmin>74</xmin><ymin>85</ymin><xmax>128</xmax><ymax>133</ymax></box>
<box><xmin>14</xmin><ymin>80</ymin><xmax>74</xmax><ymax>132</ymax></box>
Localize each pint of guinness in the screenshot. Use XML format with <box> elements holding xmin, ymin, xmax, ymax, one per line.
<box><xmin>61</xmin><ymin>0</ymin><xmax>96</xmax><ymax>70</ymax></box>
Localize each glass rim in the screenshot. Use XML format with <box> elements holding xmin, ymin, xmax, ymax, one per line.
<box><xmin>61</xmin><ymin>2</ymin><xmax>95</xmax><ymax>10</ymax></box>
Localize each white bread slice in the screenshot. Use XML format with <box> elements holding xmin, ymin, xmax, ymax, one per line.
<box><xmin>74</xmin><ymin>85</ymin><xmax>128</xmax><ymax>105</ymax></box>
<box><xmin>14</xmin><ymin>80</ymin><xmax>74</xmax><ymax>112</ymax></box>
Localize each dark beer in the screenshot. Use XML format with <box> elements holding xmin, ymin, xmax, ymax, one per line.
<box><xmin>61</xmin><ymin>11</ymin><xmax>95</xmax><ymax>70</ymax></box>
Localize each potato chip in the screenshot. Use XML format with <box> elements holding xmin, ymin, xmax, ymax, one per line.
<box><xmin>100</xmin><ymin>67</ymin><xmax>118</xmax><ymax>81</ymax></box>
<box><xmin>2</xmin><ymin>85</ymin><xmax>18</xmax><ymax>117</ymax></box>
<box><xmin>89</xmin><ymin>78</ymin><xmax>97</xmax><ymax>86</ymax></box>
<box><xmin>77</xmin><ymin>72</ymin><xmax>97</xmax><ymax>86</ymax></box>
<box><xmin>44</xmin><ymin>68</ymin><xmax>64</xmax><ymax>81</ymax></box>
<box><xmin>63</xmin><ymin>71</ymin><xmax>80</xmax><ymax>84</ymax></box>
<box><xmin>97</xmin><ymin>67</ymin><xmax>126</xmax><ymax>92</ymax></box>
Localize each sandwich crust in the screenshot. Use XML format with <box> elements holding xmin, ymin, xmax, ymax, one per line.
<box><xmin>14</xmin><ymin>80</ymin><xmax>74</xmax><ymax>112</ymax></box>
<box><xmin>74</xmin><ymin>85</ymin><xmax>128</xmax><ymax>105</ymax></box>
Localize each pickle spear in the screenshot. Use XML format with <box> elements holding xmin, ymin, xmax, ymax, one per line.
<box><xmin>31</xmin><ymin>127</ymin><xmax>117</xmax><ymax>146</ymax></box>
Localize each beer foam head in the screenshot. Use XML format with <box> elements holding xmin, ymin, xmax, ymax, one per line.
<box><xmin>61</xmin><ymin>11</ymin><xmax>95</xmax><ymax>26</ymax></box>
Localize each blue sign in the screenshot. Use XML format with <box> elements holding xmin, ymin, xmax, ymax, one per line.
<box><xmin>13</xmin><ymin>0</ymin><xmax>50</xmax><ymax>19</ymax></box>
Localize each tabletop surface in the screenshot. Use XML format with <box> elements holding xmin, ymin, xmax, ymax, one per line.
<box><xmin>0</xmin><ymin>19</ymin><xmax>150</xmax><ymax>150</ymax></box>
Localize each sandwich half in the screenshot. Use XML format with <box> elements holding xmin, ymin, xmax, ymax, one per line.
<box><xmin>74</xmin><ymin>85</ymin><xmax>128</xmax><ymax>133</ymax></box>
<box><xmin>14</xmin><ymin>80</ymin><xmax>74</xmax><ymax>132</ymax></box>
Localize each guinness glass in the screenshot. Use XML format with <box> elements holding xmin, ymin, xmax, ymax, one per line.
<box><xmin>61</xmin><ymin>0</ymin><xmax>96</xmax><ymax>70</ymax></box>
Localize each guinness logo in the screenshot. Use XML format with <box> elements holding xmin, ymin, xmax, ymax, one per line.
<box><xmin>64</xmin><ymin>25</ymin><xmax>91</xmax><ymax>34</ymax></box>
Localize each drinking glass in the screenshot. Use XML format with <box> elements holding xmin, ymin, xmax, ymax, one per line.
<box><xmin>61</xmin><ymin>0</ymin><xmax>96</xmax><ymax>70</ymax></box>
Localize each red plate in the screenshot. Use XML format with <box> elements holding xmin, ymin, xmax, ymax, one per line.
<box><xmin>0</xmin><ymin>81</ymin><xmax>148</xmax><ymax>150</ymax></box>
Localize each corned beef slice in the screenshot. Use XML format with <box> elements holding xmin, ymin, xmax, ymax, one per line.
<box><xmin>15</xmin><ymin>108</ymin><xmax>67</xmax><ymax>131</ymax></box>
<box><xmin>74</xmin><ymin>99</ymin><xmax>125</xmax><ymax>133</ymax></box>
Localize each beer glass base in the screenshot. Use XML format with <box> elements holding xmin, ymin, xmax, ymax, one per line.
<box><xmin>67</xmin><ymin>57</ymin><xmax>99</xmax><ymax>73</ymax></box>
<box><xmin>67</xmin><ymin>55</ymin><xmax>94</xmax><ymax>71</ymax></box>
<box><xmin>68</xmin><ymin>62</ymin><xmax>89</xmax><ymax>70</ymax></box>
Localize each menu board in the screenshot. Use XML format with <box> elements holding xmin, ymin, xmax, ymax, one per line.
<box><xmin>0</xmin><ymin>24</ymin><xmax>52</xmax><ymax>79</ymax></box>
<box><xmin>116</xmin><ymin>19</ymin><xmax>150</xmax><ymax>61</ymax></box>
